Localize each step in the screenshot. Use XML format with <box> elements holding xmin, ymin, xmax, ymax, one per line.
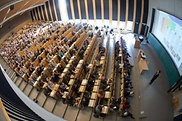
<box><xmin>52</xmin><ymin>101</ymin><xmax>67</xmax><ymax>118</ymax></box>
<box><xmin>64</xmin><ymin>106</ymin><xmax>79</xmax><ymax>121</ymax></box>
<box><xmin>23</xmin><ymin>84</ymin><xmax>33</xmax><ymax>96</ymax></box>
<box><xmin>15</xmin><ymin>77</ymin><xmax>23</xmax><ymax>87</ymax></box>
<box><xmin>28</xmin><ymin>87</ymin><xmax>39</xmax><ymax>100</ymax></box>
<box><xmin>12</xmin><ymin>76</ymin><xmax>19</xmax><ymax>83</ymax></box>
<box><xmin>76</xmin><ymin>108</ymin><xmax>93</xmax><ymax>121</ymax></box>
<box><xmin>5</xmin><ymin>67</ymin><xmax>11</xmax><ymax>74</ymax></box>
<box><xmin>36</xmin><ymin>91</ymin><xmax>47</xmax><ymax>107</ymax></box>
<box><xmin>42</xmin><ymin>97</ymin><xmax>57</xmax><ymax>113</ymax></box>
<box><xmin>10</xmin><ymin>73</ymin><xmax>17</xmax><ymax>81</ymax></box>
<box><xmin>1</xmin><ymin>63</ymin><xmax>9</xmax><ymax>70</ymax></box>
<box><xmin>19</xmin><ymin>81</ymin><xmax>27</xmax><ymax>91</ymax></box>
<box><xmin>7</xmin><ymin>69</ymin><xmax>14</xmax><ymax>77</ymax></box>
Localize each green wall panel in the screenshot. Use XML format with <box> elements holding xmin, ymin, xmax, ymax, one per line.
<box><xmin>148</xmin><ymin>33</ymin><xmax>180</xmax><ymax>87</ymax></box>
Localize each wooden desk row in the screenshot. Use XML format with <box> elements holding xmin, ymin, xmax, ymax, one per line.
<box><xmin>16</xmin><ymin>24</ymin><xmax>106</xmax><ymax>104</ymax></box>
<box><xmin>84</xmin><ymin>35</ymin><xmax>97</xmax><ymax>62</ymax></box>
<box><xmin>30</xmin><ymin>26</ymin><xmax>89</xmax><ymax>92</ymax></box>
<box><xmin>42</xmin><ymin>36</ymin><xmax>88</xmax><ymax>99</ymax></box>
<box><xmin>78</xmin><ymin>33</ymin><xmax>105</xmax><ymax>108</ymax></box>
<box><xmin>31</xmin><ymin>24</ymin><xmax>85</xmax><ymax>75</ymax></box>
<box><xmin>88</xmin><ymin>34</ymin><xmax>110</xmax><ymax>111</ymax></box>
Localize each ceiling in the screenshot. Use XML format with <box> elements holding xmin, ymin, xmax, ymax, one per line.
<box><xmin>0</xmin><ymin>0</ymin><xmax>48</xmax><ymax>27</ymax></box>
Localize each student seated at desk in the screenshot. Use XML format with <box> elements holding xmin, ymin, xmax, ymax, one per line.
<box><xmin>63</xmin><ymin>37</ymin><xmax>68</xmax><ymax>43</ymax></box>
<box><xmin>124</xmin><ymin>60</ymin><xmax>134</xmax><ymax>70</ymax></box>
<box><xmin>63</xmin><ymin>42</ymin><xmax>69</xmax><ymax>49</ymax></box>
<box><xmin>101</xmin><ymin>76</ymin><xmax>107</xmax><ymax>85</ymax></box>
<box><xmin>62</xmin><ymin>74</ymin><xmax>71</xmax><ymax>85</ymax></box>
<box><xmin>107</xmin><ymin>78</ymin><xmax>113</xmax><ymax>85</ymax></box>
<box><xmin>124</xmin><ymin>80</ymin><xmax>133</xmax><ymax>89</ymax></box>
<box><xmin>84</xmin><ymin>39</ymin><xmax>89</xmax><ymax>46</ymax></box>
<box><xmin>94</xmin><ymin>104</ymin><xmax>103</xmax><ymax>118</ymax></box>
<box><xmin>90</xmin><ymin>71</ymin><xmax>99</xmax><ymax>80</ymax></box>
<box><xmin>28</xmin><ymin>66</ymin><xmax>35</xmax><ymax>74</ymax></box>
<box><xmin>120</xmin><ymin>109</ymin><xmax>135</xmax><ymax>119</ymax></box>
<box><xmin>63</xmin><ymin>56</ymin><xmax>69</xmax><ymax>64</ymax></box>
<box><xmin>69</xmin><ymin>49</ymin><xmax>76</xmax><ymax>56</ymax></box>
<box><xmin>95</xmin><ymin>59</ymin><xmax>102</xmax><ymax>69</ymax></box>
<box><xmin>58</xmin><ymin>50</ymin><xmax>65</xmax><ymax>58</ymax></box>
<box><xmin>88</xmin><ymin>78</ymin><xmax>95</xmax><ymax>87</ymax></box>
<box><xmin>122</xmin><ymin>98</ymin><xmax>131</xmax><ymax>109</ymax></box>
<box><xmin>52</xmin><ymin>70</ymin><xmax>60</xmax><ymax>83</ymax></box>
<box><xmin>69</xmin><ymin>65</ymin><xmax>76</xmax><ymax>74</ymax></box>
<box><xmin>110</xmin><ymin>96</ymin><xmax>123</xmax><ymax>110</ymax></box>
<box><xmin>73</xmin><ymin>44</ymin><xmax>78</xmax><ymax>51</ymax></box>
<box><xmin>39</xmin><ymin>79</ymin><xmax>45</xmax><ymax>88</ymax></box>
<box><xmin>124</xmin><ymin>90</ymin><xmax>134</xmax><ymax>99</ymax></box>
<box><xmin>100</xmin><ymin>83</ymin><xmax>107</xmax><ymax>91</ymax></box>
<box><xmin>81</xmin><ymin>93</ymin><xmax>90</xmax><ymax>108</ymax></box>
<box><xmin>57</xmin><ymin>64</ymin><xmax>64</xmax><ymax>73</ymax></box>
<box><xmin>43</xmin><ymin>83</ymin><xmax>52</xmax><ymax>96</ymax></box>
<box><xmin>97</xmin><ymin>89</ymin><xmax>104</xmax><ymax>99</ymax></box>
<box><xmin>37</xmin><ymin>65</ymin><xmax>44</xmax><ymax>75</ymax></box>
<box><xmin>37</xmin><ymin>56</ymin><xmax>43</xmax><ymax>63</ymax></box>
<box><xmin>71</xmin><ymin>36</ymin><xmax>77</xmax><ymax>43</ymax></box>
<box><xmin>60</xmin><ymin>82</ymin><xmax>68</xmax><ymax>91</ymax></box>
<box><xmin>99</xmin><ymin>46</ymin><xmax>105</xmax><ymax>53</ymax></box>
<box><xmin>94</xmin><ymin>105</ymin><xmax>102</xmax><ymax>118</ymax></box>
<box><xmin>66</xmin><ymin>94</ymin><xmax>74</xmax><ymax>106</ymax></box>
<box><xmin>123</xmin><ymin>69</ymin><xmax>131</xmax><ymax>77</ymax></box>
<box><xmin>73</xmin><ymin>97</ymin><xmax>81</xmax><ymax>107</ymax></box>
<box><xmin>122</xmin><ymin>49</ymin><xmax>131</xmax><ymax>58</ymax></box>
<box><xmin>83</xmin><ymin>62</ymin><xmax>89</xmax><ymax>72</ymax></box>
<box><xmin>72</xmin><ymin>83</ymin><xmax>80</xmax><ymax>96</ymax></box>
<box><xmin>78</xmin><ymin>49</ymin><xmax>85</xmax><ymax>59</ymax></box>
<box><xmin>115</xmin><ymin>41</ymin><xmax>120</xmax><ymax>53</ymax></box>
<box><xmin>48</xmin><ymin>63</ymin><xmax>55</xmax><ymax>72</ymax></box>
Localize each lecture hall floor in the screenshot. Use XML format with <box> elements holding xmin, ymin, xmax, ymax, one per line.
<box><xmin>121</xmin><ymin>33</ymin><xmax>173</xmax><ymax>121</ymax></box>
<box><xmin>0</xmin><ymin>33</ymin><xmax>174</xmax><ymax>121</ymax></box>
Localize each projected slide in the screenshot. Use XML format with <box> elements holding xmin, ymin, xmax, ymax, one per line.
<box><xmin>153</xmin><ymin>11</ymin><xmax>182</xmax><ymax>68</ymax></box>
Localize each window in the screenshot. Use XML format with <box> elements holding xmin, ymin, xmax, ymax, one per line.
<box><xmin>59</xmin><ymin>0</ymin><xmax>68</xmax><ymax>22</ymax></box>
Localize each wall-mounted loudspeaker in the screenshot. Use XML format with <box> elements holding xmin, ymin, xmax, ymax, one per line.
<box><xmin>10</xmin><ymin>5</ymin><xmax>14</xmax><ymax>10</ymax></box>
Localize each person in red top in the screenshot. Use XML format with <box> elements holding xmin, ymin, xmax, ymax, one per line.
<box><xmin>123</xmin><ymin>99</ymin><xmax>130</xmax><ymax>109</ymax></box>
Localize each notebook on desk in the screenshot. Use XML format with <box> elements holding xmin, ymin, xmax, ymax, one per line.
<box><xmin>141</xmin><ymin>52</ymin><xmax>146</xmax><ymax>59</ymax></box>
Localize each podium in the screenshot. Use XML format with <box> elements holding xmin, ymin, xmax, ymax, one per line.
<box><xmin>134</xmin><ymin>37</ymin><xmax>141</xmax><ymax>48</ymax></box>
<box><xmin>138</xmin><ymin>59</ymin><xmax>149</xmax><ymax>74</ymax></box>
<box><xmin>137</xmin><ymin>49</ymin><xmax>146</xmax><ymax>60</ymax></box>
<box><xmin>137</xmin><ymin>49</ymin><xmax>149</xmax><ymax>74</ymax></box>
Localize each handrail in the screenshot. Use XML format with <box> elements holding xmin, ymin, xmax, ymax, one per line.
<box><xmin>0</xmin><ymin>93</ymin><xmax>42</xmax><ymax>118</ymax></box>
<box><xmin>0</xmin><ymin>98</ymin><xmax>11</xmax><ymax>121</ymax></box>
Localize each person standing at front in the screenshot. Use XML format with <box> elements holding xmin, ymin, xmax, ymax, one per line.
<box><xmin>149</xmin><ymin>70</ymin><xmax>161</xmax><ymax>85</ymax></box>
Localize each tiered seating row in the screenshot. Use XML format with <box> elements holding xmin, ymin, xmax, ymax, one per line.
<box><xmin>88</xmin><ymin>34</ymin><xmax>110</xmax><ymax>116</ymax></box>
<box><xmin>38</xmin><ymin>29</ymin><xmax>89</xmax><ymax>100</ymax></box>
<box><xmin>76</xmin><ymin>32</ymin><xmax>105</xmax><ymax>108</ymax></box>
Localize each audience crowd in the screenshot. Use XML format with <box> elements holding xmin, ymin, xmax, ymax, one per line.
<box><xmin>0</xmin><ymin>21</ymin><xmax>135</xmax><ymax>119</ymax></box>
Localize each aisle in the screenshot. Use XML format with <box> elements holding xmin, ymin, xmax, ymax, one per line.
<box><xmin>105</xmin><ymin>34</ymin><xmax>114</xmax><ymax>79</ymax></box>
